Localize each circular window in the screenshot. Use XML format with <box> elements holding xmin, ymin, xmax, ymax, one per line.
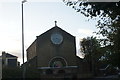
<box><xmin>49</xmin><ymin>57</ymin><xmax>67</xmax><ymax>68</ymax></box>
<box><xmin>51</xmin><ymin>33</ymin><xmax>63</xmax><ymax>45</ymax></box>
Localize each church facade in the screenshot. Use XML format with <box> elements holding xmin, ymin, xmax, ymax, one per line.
<box><xmin>25</xmin><ymin>22</ymin><xmax>90</xmax><ymax>78</ymax></box>
<box><xmin>27</xmin><ymin>26</ymin><xmax>77</xmax><ymax>68</ymax></box>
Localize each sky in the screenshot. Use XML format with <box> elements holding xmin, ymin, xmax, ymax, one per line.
<box><xmin>0</xmin><ymin>0</ymin><xmax>98</xmax><ymax>64</ymax></box>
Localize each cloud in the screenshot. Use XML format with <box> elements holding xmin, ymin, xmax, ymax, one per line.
<box><xmin>78</xmin><ymin>28</ymin><xmax>93</xmax><ymax>36</ymax></box>
<box><xmin>76</xmin><ymin>49</ymin><xmax>85</xmax><ymax>59</ymax></box>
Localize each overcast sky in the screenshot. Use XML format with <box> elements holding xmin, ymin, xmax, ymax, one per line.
<box><xmin>0</xmin><ymin>0</ymin><xmax>98</xmax><ymax>64</ymax></box>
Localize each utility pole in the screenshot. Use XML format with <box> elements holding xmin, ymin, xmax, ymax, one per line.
<box><xmin>22</xmin><ymin>0</ymin><xmax>27</xmax><ymax>79</ymax></box>
<box><xmin>22</xmin><ymin>0</ymin><xmax>27</xmax><ymax>65</ymax></box>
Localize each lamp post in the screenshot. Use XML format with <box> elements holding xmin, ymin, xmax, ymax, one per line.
<box><xmin>22</xmin><ymin>0</ymin><xmax>27</xmax><ymax>79</ymax></box>
<box><xmin>22</xmin><ymin>0</ymin><xmax>27</xmax><ymax>64</ymax></box>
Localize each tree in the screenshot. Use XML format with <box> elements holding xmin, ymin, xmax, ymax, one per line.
<box><xmin>63</xmin><ymin>1</ymin><xmax>120</xmax><ymax>68</ymax></box>
<box><xmin>80</xmin><ymin>36</ymin><xmax>101</xmax><ymax>75</ymax></box>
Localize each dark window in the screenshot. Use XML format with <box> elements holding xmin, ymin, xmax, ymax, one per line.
<box><xmin>8</xmin><ymin>59</ymin><xmax>17</xmax><ymax>67</ymax></box>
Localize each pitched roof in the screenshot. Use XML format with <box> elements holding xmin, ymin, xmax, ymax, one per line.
<box><xmin>6</xmin><ymin>53</ymin><xmax>17</xmax><ymax>58</ymax></box>
<box><xmin>27</xmin><ymin>26</ymin><xmax>75</xmax><ymax>50</ymax></box>
<box><xmin>2</xmin><ymin>52</ymin><xmax>17</xmax><ymax>58</ymax></box>
<box><xmin>38</xmin><ymin>26</ymin><xmax>75</xmax><ymax>38</ymax></box>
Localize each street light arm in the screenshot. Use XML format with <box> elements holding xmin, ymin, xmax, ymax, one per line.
<box><xmin>22</xmin><ymin>0</ymin><xmax>27</xmax><ymax>3</ymax></box>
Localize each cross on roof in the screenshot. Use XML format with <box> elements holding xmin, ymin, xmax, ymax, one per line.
<box><xmin>55</xmin><ymin>21</ymin><xmax>57</xmax><ymax>26</ymax></box>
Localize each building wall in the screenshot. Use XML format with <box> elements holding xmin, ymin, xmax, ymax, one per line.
<box><xmin>27</xmin><ymin>40</ymin><xmax>37</xmax><ymax>61</ymax></box>
<box><xmin>25</xmin><ymin>56</ymin><xmax>37</xmax><ymax>68</ymax></box>
<box><xmin>1</xmin><ymin>52</ymin><xmax>18</xmax><ymax>67</ymax></box>
<box><xmin>36</xmin><ymin>27</ymin><xmax>77</xmax><ymax>67</ymax></box>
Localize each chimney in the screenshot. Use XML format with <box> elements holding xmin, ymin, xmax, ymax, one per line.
<box><xmin>2</xmin><ymin>51</ymin><xmax>6</xmax><ymax>60</ymax></box>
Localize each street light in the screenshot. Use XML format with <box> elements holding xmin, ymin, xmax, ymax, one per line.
<box><xmin>22</xmin><ymin>0</ymin><xmax>27</xmax><ymax>64</ymax></box>
<box><xmin>22</xmin><ymin>0</ymin><xmax>27</xmax><ymax>79</ymax></box>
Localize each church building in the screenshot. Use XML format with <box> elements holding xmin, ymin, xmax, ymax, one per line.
<box><xmin>25</xmin><ymin>21</ymin><xmax>90</xmax><ymax>78</ymax></box>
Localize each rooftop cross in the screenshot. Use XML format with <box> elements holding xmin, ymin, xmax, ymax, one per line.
<box><xmin>55</xmin><ymin>21</ymin><xmax>57</xmax><ymax>26</ymax></box>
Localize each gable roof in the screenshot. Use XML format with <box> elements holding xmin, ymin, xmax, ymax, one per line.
<box><xmin>38</xmin><ymin>26</ymin><xmax>75</xmax><ymax>38</ymax></box>
<box><xmin>6</xmin><ymin>53</ymin><xmax>17</xmax><ymax>58</ymax></box>
<box><xmin>27</xmin><ymin>26</ymin><xmax>75</xmax><ymax>50</ymax></box>
<box><xmin>2</xmin><ymin>52</ymin><xmax>17</xmax><ymax>58</ymax></box>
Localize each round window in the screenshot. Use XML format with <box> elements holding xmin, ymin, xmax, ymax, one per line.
<box><xmin>49</xmin><ymin>57</ymin><xmax>67</xmax><ymax>68</ymax></box>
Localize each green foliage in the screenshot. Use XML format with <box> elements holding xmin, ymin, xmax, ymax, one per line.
<box><xmin>64</xmin><ymin>1</ymin><xmax>120</xmax><ymax>68</ymax></box>
<box><xmin>80</xmin><ymin>37</ymin><xmax>102</xmax><ymax>60</ymax></box>
<box><xmin>80</xmin><ymin>36</ymin><xmax>101</xmax><ymax>75</ymax></box>
<box><xmin>80</xmin><ymin>37</ymin><xmax>100</xmax><ymax>54</ymax></box>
